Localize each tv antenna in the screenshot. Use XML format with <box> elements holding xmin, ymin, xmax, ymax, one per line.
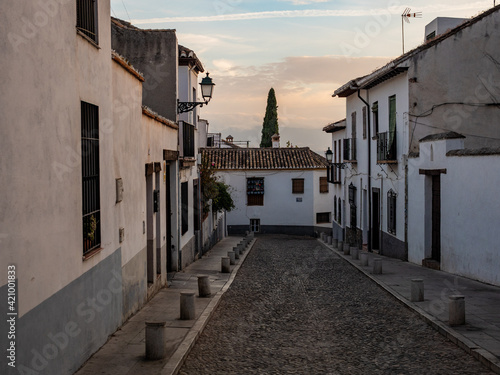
<box><xmin>402</xmin><ymin>8</ymin><xmax>422</xmax><ymax>54</ymax></box>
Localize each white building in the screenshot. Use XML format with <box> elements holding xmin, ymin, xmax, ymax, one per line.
<box><xmin>202</xmin><ymin>141</ymin><xmax>333</xmax><ymax>236</ymax></box>
<box><xmin>332</xmin><ymin>5</ymin><xmax>500</xmax><ymax>262</ymax></box>
<box><xmin>408</xmin><ymin>133</ymin><xmax>500</xmax><ymax>286</ymax></box>
<box><xmin>323</xmin><ymin>119</ymin><xmax>346</xmax><ymax>241</ymax></box>
<box><xmin>0</xmin><ymin>1</ymin><xmax>179</xmax><ymax>373</ymax></box>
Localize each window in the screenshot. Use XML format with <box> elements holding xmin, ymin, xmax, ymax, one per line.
<box><xmin>388</xmin><ymin>190</ymin><xmax>397</xmax><ymax>235</ymax></box>
<box><xmin>292</xmin><ymin>178</ymin><xmax>304</xmax><ymax>194</ymax></box>
<box><xmin>351</xmin><ymin>111</ymin><xmax>357</xmax><ymax>139</ymax></box>
<box><xmin>76</xmin><ymin>0</ymin><xmax>98</xmax><ymax>44</ymax></box>
<box><xmin>193</xmin><ymin>179</ymin><xmax>200</xmax><ymax>231</ymax></box>
<box><xmin>372</xmin><ymin>102</ymin><xmax>379</xmax><ymax>137</ymax></box>
<box><xmin>81</xmin><ymin>101</ymin><xmax>101</xmax><ymax>255</ymax></box>
<box><xmin>183</xmin><ymin>122</ymin><xmax>195</xmax><ymax>157</ymax></box>
<box><xmin>250</xmin><ymin>219</ymin><xmax>260</xmax><ymax>233</ymax></box>
<box><xmin>181</xmin><ymin>182</ymin><xmax>188</xmax><ymax>234</ymax></box>
<box><xmin>247</xmin><ymin>178</ymin><xmax>264</xmax><ymax>206</ymax></box>
<box><xmin>349</xmin><ymin>183</ymin><xmax>357</xmax><ymax>228</ymax></box>
<box><xmin>319</xmin><ymin>177</ymin><xmax>328</xmax><ymax>193</ymax></box>
<box><xmin>316</xmin><ymin>212</ymin><xmax>331</xmax><ymax>224</ymax></box>
<box><xmin>338</xmin><ymin>199</ymin><xmax>342</xmax><ymax>224</ymax></box>
<box><xmin>334</xmin><ymin>196</ymin><xmax>337</xmax><ymax>221</ymax></box>
<box><xmin>362</xmin><ymin>106</ymin><xmax>367</xmax><ymax>139</ymax></box>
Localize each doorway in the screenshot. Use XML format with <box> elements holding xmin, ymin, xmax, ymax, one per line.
<box><xmin>372</xmin><ymin>189</ymin><xmax>380</xmax><ymax>251</ymax></box>
<box><xmin>431</xmin><ymin>175</ymin><xmax>441</xmax><ymax>262</ymax></box>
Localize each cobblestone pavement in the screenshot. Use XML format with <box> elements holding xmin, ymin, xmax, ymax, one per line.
<box><xmin>179</xmin><ymin>235</ymin><xmax>494</xmax><ymax>375</ymax></box>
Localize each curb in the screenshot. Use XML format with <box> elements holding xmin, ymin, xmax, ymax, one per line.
<box><xmin>161</xmin><ymin>238</ymin><xmax>257</xmax><ymax>375</ymax></box>
<box><xmin>317</xmin><ymin>239</ymin><xmax>500</xmax><ymax>375</ymax></box>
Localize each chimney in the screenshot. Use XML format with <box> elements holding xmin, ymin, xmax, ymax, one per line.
<box><xmin>272</xmin><ymin>133</ymin><xmax>280</xmax><ymax>148</ymax></box>
<box><xmin>226</xmin><ymin>135</ymin><xmax>233</xmax><ymax>143</ymax></box>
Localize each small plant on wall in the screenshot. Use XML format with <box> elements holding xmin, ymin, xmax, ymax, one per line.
<box><xmin>200</xmin><ymin>155</ymin><xmax>234</xmax><ymax>216</ymax></box>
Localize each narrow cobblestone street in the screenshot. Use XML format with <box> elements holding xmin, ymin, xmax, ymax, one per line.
<box><xmin>180</xmin><ymin>235</ymin><xmax>494</xmax><ymax>374</ymax></box>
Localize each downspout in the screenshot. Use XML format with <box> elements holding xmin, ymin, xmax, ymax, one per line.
<box><xmin>357</xmin><ymin>90</ymin><xmax>372</xmax><ymax>253</ymax></box>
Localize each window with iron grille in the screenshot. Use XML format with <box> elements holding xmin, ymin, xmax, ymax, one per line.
<box><xmin>193</xmin><ymin>179</ymin><xmax>200</xmax><ymax>231</ymax></box>
<box><xmin>183</xmin><ymin>122</ymin><xmax>195</xmax><ymax>157</ymax></box>
<box><xmin>334</xmin><ymin>196</ymin><xmax>337</xmax><ymax>221</ymax></box>
<box><xmin>387</xmin><ymin>190</ymin><xmax>397</xmax><ymax>235</ymax></box>
<box><xmin>181</xmin><ymin>182</ymin><xmax>188</xmax><ymax>234</ymax></box>
<box><xmin>319</xmin><ymin>177</ymin><xmax>328</xmax><ymax>193</ymax></box>
<box><xmin>247</xmin><ymin>178</ymin><xmax>264</xmax><ymax>206</ymax></box>
<box><xmin>76</xmin><ymin>0</ymin><xmax>98</xmax><ymax>44</ymax></box>
<box><xmin>338</xmin><ymin>199</ymin><xmax>342</xmax><ymax>224</ymax></box>
<box><xmin>316</xmin><ymin>212</ymin><xmax>331</xmax><ymax>224</ymax></box>
<box><xmin>349</xmin><ymin>183</ymin><xmax>357</xmax><ymax>228</ymax></box>
<box><xmin>81</xmin><ymin>101</ymin><xmax>101</xmax><ymax>255</ymax></box>
<box><xmin>250</xmin><ymin>219</ymin><xmax>260</xmax><ymax>233</ymax></box>
<box><xmin>292</xmin><ymin>178</ymin><xmax>304</xmax><ymax>194</ymax></box>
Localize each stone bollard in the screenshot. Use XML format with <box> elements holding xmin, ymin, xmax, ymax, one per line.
<box><xmin>221</xmin><ymin>257</ymin><xmax>231</xmax><ymax>273</ymax></box>
<box><xmin>373</xmin><ymin>258</ymin><xmax>383</xmax><ymax>274</ymax></box>
<box><xmin>327</xmin><ymin>236</ymin><xmax>332</xmax><ymax>245</ymax></box>
<box><xmin>337</xmin><ymin>241</ymin><xmax>343</xmax><ymax>252</ymax></box>
<box><xmin>233</xmin><ymin>246</ymin><xmax>240</xmax><ymax>260</ymax></box>
<box><xmin>343</xmin><ymin>243</ymin><xmax>350</xmax><ymax>255</ymax></box>
<box><xmin>449</xmin><ymin>295</ymin><xmax>466</xmax><ymax>326</ymax></box>
<box><xmin>360</xmin><ymin>252</ymin><xmax>369</xmax><ymax>267</ymax></box>
<box><xmin>332</xmin><ymin>239</ymin><xmax>338</xmax><ymax>249</ymax></box>
<box><xmin>228</xmin><ymin>251</ymin><xmax>236</xmax><ymax>265</ymax></box>
<box><xmin>410</xmin><ymin>279</ymin><xmax>424</xmax><ymax>302</ymax></box>
<box><xmin>350</xmin><ymin>247</ymin><xmax>359</xmax><ymax>260</ymax></box>
<box><xmin>180</xmin><ymin>292</ymin><xmax>196</xmax><ymax>320</ymax></box>
<box><xmin>145</xmin><ymin>322</ymin><xmax>166</xmax><ymax>360</ymax></box>
<box><xmin>198</xmin><ymin>276</ymin><xmax>211</xmax><ymax>297</ymax></box>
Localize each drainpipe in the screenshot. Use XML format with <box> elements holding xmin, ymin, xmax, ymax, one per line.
<box><xmin>357</xmin><ymin>90</ymin><xmax>372</xmax><ymax>253</ymax></box>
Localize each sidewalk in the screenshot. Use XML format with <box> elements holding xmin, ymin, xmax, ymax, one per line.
<box><xmin>74</xmin><ymin>235</ymin><xmax>254</xmax><ymax>375</ymax></box>
<box><xmin>318</xmin><ymin>238</ymin><xmax>500</xmax><ymax>374</ymax></box>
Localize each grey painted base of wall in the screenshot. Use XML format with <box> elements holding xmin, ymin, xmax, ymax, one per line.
<box><xmin>181</xmin><ymin>235</ymin><xmax>196</xmax><ymax>270</ymax></box>
<box><xmin>228</xmin><ymin>225</ymin><xmax>326</xmax><ymax>237</ymax></box>
<box><xmin>345</xmin><ymin>226</ymin><xmax>363</xmax><ymax>248</ymax></box>
<box><xmin>332</xmin><ymin>221</ymin><xmax>344</xmax><ymax>241</ymax></box>
<box><xmin>380</xmin><ymin>231</ymin><xmax>407</xmax><ymax>260</ymax></box>
<box><xmin>122</xmin><ymin>245</ymin><xmax>148</xmax><ymax>321</ymax></box>
<box><xmin>1</xmin><ymin>248</ymin><xmax>123</xmax><ymax>375</ymax></box>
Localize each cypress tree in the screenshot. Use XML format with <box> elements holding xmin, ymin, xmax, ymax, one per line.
<box><xmin>260</xmin><ymin>88</ymin><xmax>279</xmax><ymax>147</ymax></box>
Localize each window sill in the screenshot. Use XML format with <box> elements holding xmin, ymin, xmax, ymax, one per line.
<box><xmin>76</xmin><ymin>29</ymin><xmax>100</xmax><ymax>49</ymax></box>
<box><xmin>82</xmin><ymin>247</ymin><xmax>103</xmax><ymax>261</ymax></box>
<box><xmin>377</xmin><ymin>160</ymin><xmax>398</xmax><ymax>164</ymax></box>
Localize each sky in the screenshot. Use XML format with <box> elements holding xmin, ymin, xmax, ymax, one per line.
<box><xmin>110</xmin><ymin>0</ymin><xmax>495</xmax><ymax>153</ymax></box>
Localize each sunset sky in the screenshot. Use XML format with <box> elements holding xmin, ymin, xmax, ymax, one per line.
<box><xmin>110</xmin><ymin>0</ymin><xmax>494</xmax><ymax>153</ymax></box>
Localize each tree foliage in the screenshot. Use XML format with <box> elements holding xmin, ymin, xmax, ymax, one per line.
<box><xmin>260</xmin><ymin>88</ymin><xmax>279</xmax><ymax>147</ymax></box>
<box><xmin>200</xmin><ymin>155</ymin><xmax>235</xmax><ymax>215</ymax></box>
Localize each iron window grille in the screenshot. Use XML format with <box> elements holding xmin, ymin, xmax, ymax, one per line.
<box><xmin>292</xmin><ymin>178</ymin><xmax>304</xmax><ymax>194</ymax></box>
<box><xmin>343</xmin><ymin>138</ymin><xmax>356</xmax><ymax>161</ymax></box>
<box><xmin>81</xmin><ymin>101</ymin><xmax>101</xmax><ymax>255</ymax></box>
<box><xmin>182</xmin><ymin>122</ymin><xmax>195</xmax><ymax>158</ymax></box>
<box><xmin>334</xmin><ymin>196</ymin><xmax>337</xmax><ymax>221</ymax></box>
<box><xmin>349</xmin><ymin>183</ymin><xmax>357</xmax><ymax>228</ymax></box>
<box><xmin>316</xmin><ymin>212</ymin><xmax>331</xmax><ymax>224</ymax></box>
<box><xmin>76</xmin><ymin>0</ymin><xmax>98</xmax><ymax>44</ymax></box>
<box><xmin>247</xmin><ymin>178</ymin><xmax>264</xmax><ymax>206</ymax></box>
<box><xmin>250</xmin><ymin>219</ymin><xmax>260</xmax><ymax>233</ymax></box>
<box><xmin>338</xmin><ymin>199</ymin><xmax>342</xmax><ymax>224</ymax></box>
<box><xmin>377</xmin><ymin>131</ymin><xmax>397</xmax><ymax>162</ymax></box>
<box><xmin>387</xmin><ymin>190</ymin><xmax>397</xmax><ymax>235</ymax></box>
<box><xmin>181</xmin><ymin>182</ymin><xmax>188</xmax><ymax>234</ymax></box>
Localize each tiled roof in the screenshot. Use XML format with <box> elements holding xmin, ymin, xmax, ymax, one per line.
<box><xmin>323</xmin><ymin>119</ymin><xmax>346</xmax><ymax>133</ymax></box>
<box><xmin>202</xmin><ymin>147</ymin><xmax>329</xmax><ymax>170</ymax></box>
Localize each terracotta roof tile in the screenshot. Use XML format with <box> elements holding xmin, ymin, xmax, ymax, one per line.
<box><xmin>202</xmin><ymin>147</ymin><xmax>329</xmax><ymax>170</ymax></box>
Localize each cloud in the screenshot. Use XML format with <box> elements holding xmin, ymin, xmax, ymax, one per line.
<box><xmin>131</xmin><ymin>2</ymin><xmax>491</xmax><ymax>25</ymax></box>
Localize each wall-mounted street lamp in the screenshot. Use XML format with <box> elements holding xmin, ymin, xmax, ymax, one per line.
<box><xmin>325</xmin><ymin>147</ymin><xmax>333</xmax><ymax>163</ymax></box>
<box><xmin>177</xmin><ymin>72</ymin><xmax>215</xmax><ymax>114</ymax></box>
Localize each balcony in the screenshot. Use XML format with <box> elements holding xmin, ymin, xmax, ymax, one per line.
<box><xmin>343</xmin><ymin>138</ymin><xmax>356</xmax><ymax>162</ymax></box>
<box><xmin>327</xmin><ymin>164</ymin><xmax>342</xmax><ymax>184</ymax></box>
<box><xmin>377</xmin><ymin>131</ymin><xmax>397</xmax><ymax>163</ymax></box>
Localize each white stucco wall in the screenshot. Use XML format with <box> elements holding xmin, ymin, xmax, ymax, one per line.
<box><xmin>0</xmin><ymin>0</ymin><xmax>114</xmax><ymax>315</ymax></box>
<box><xmin>408</xmin><ymin>138</ymin><xmax>500</xmax><ymax>286</ymax></box>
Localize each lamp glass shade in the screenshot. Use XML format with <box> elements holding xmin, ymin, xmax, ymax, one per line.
<box><xmin>325</xmin><ymin>147</ymin><xmax>333</xmax><ymax>162</ymax></box>
<box><xmin>200</xmin><ymin>72</ymin><xmax>215</xmax><ymax>100</ymax></box>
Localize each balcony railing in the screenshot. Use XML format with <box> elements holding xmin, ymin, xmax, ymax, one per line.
<box><xmin>343</xmin><ymin>138</ymin><xmax>356</xmax><ymax>162</ymax></box>
<box><xmin>377</xmin><ymin>131</ymin><xmax>397</xmax><ymax>163</ymax></box>
<box><xmin>327</xmin><ymin>164</ymin><xmax>342</xmax><ymax>184</ymax></box>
